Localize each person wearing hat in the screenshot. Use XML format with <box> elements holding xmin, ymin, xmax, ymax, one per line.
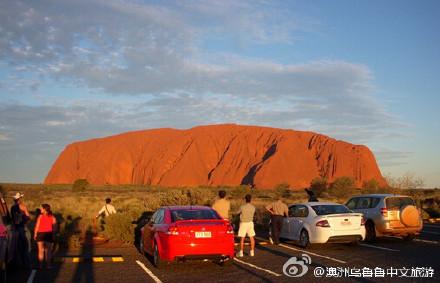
<box><xmin>9</xmin><ymin>192</ymin><xmax>31</xmax><ymax>267</ymax></box>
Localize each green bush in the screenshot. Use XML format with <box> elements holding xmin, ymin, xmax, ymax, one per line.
<box><xmin>103</xmin><ymin>213</ymin><xmax>135</xmax><ymax>243</ymax></box>
<box><xmin>159</xmin><ymin>189</ymin><xmax>190</xmax><ymax>206</ymax></box>
<box><xmin>274</xmin><ymin>183</ymin><xmax>291</xmax><ymax>198</ymax></box>
<box><xmin>328</xmin><ymin>177</ymin><xmax>356</xmax><ymax>199</ymax></box>
<box><xmin>157</xmin><ymin>188</ymin><xmax>215</xmax><ymax>206</ymax></box>
<box><xmin>310</xmin><ymin>177</ymin><xmax>327</xmax><ymax>198</ymax></box>
<box><xmin>72</xmin><ymin>179</ymin><xmax>89</xmax><ymax>192</ymax></box>
<box><xmin>362</xmin><ymin>179</ymin><xmax>380</xmax><ymax>193</ymax></box>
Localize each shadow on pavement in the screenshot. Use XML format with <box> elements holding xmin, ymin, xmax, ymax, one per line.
<box><xmin>71</xmin><ymin>227</ymin><xmax>95</xmax><ymax>283</ymax></box>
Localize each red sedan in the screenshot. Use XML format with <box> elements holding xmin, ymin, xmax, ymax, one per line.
<box><xmin>140</xmin><ymin>206</ymin><xmax>235</xmax><ymax>267</ymax></box>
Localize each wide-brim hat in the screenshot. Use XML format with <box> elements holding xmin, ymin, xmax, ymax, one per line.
<box><xmin>13</xmin><ymin>192</ymin><xmax>24</xmax><ymax>200</ymax></box>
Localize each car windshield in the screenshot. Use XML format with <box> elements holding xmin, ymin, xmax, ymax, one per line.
<box><xmin>385</xmin><ymin>197</ymin><xmax>415</xmax><ymax>209</ymax></box>
<box><xmin>311</xmin><ymin>205</ymin><xmax>350</xmax><ymax>215</ymax></box>
<box><xmin>171</xmin><ymin>209</ymin><xmax>220</xmax><ymax>222</ymax></box>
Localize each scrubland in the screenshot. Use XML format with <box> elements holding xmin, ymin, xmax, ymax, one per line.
<box><xmin>0</xmin><ymin>183</ymin><xmax>439</xmax><ymax>248</ymax></box>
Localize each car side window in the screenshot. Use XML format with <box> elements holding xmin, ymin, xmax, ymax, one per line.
<box><xmin>155</xmin><ymin>209</ymin><xmax>164</xmax><ymax>224</ymax></box>
<box><xmin>290</xmin><ymin>205</ymin><xmax>309</xmax><ymax>217</ymax></box>
<box><xmin>288</xmin><ymin>205</ymin><xmax>296</xmax><ymax>217</ymax></box>
<box><xmin>297</xmin><ymin>205</ymin><xmax>309</xmax><ymax>217</ymax></box>
<box><xmin>370</xmin><ymin>198</ymin><xmax>380</xmax><ymax>208</ymax></box>
<box><xmin>346</xmin><ymin>198</ymin><xmax>358</xmax><ymax>210</ymax></box>
<box><xmin>151</xmin><ymin>211</ymin><xmax>159</xmax><ymax>223</ymax></box>
<box><xmin>356</xmin><ymin>198</ymin><xmax>372</xmax><ymax>209</ymax></box>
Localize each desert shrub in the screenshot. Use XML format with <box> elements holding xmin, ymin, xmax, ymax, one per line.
<box><xmin>328</xmin><ymin>177</ymin><xmax>356</xmax><ymax>199</ymax></box>
<box><xmin>142</xmin><ymin>197</ymin><xmax>162</xmax><ymax>211</ymax></box>
<box><xmin>362</xmin><ymin>179</ymin><xmax>380</xmax><ymax>194</ymax></box>
<box><xmin>228</xmin><ymin>185</ymin><xmax>252</xmax><ymax>199</ymax></box>
<box><xmin>310</xmin><ymin>177</ymin><xmax>327</xmax><ymax>198</ymax></box>
<box><xmin>155</xmin><ymin>188</ymin><xmax>216</xmax><ymax>207</ymax></box>
<box><xmin>72</xmin><ymin>179</ymin><xmax>89</xmax><ymax>192</ymax></box>
<box><xmin>275</xmin><ymin>183</ymin><xmax>292</xmax><ymax>198</ymax></box>
<box><xmin>103</xmin><ymin>213</ymin><xmax>135</xmax><ymax>243</ymax></box>
<box><xmin>159</xmin><ymin>189</ymin><xmax>190</xmax><ymax>206</ymax></box>
<box><xmin>186</xmin><ymin>189</ymin><xmax>215</xmax><ymax>206</ymax></box>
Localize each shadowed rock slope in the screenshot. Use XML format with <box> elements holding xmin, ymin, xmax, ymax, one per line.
<box><xmin>45</xmin><ymin>124</ymin><xmax>386</xmax><ymax>189</ymax></box>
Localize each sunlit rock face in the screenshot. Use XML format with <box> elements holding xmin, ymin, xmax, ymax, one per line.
<box><xmin>45</xmin><ymin>124</ymin><xmax>386</xmax><ymax>189</ymax></box>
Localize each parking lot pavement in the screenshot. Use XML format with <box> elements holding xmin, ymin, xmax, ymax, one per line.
<box><xmin>8</xmin><ymin>232</ymin><xmax>440</xmax><ymax>283</ymax></box>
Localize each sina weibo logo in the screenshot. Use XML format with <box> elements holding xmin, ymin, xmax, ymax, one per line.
<box><xmin>282</xmin><ymin>254</ymin><xmax>311</xmax><ymax>277</ymax></box>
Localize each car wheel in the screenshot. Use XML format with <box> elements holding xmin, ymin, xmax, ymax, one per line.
<box><xmin>403</xmin><ymin>234</ymin><xmax>416</xmax><ymax>241</ymax></box>
<box><xmin>365</xmin><ymin>221</ymin><xmax>376</xmax><ymax>242</ymax></box>
<box><xmin>349</xmin><ymin>239</ymin><xmax>360</xmax><ymax>246</ymax></box>
<box><xmin>153</xmin><ymin>242</ymin><xmax>162</xmax><ymax>268</ymax></box>
<box><xmin>219</xmin><ymin>257</ymin><xmax>233</xmax><ymax>267</ymax></box>
<box><xmin>299</xmin><ymin>229</ymin><xmax>309</xmax><ymax>248</ymax></box>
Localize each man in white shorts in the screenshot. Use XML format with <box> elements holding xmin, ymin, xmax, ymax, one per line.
<box><xmin>236</xmin><ymin>194</ymin><xmax>256</xmax><ymax>257</ymax></box>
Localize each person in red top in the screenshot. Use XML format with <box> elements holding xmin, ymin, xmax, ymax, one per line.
<box><xmin>33</xmin><ymin>204</ymin><xmax>57</xmax><ymax>269</ymax></box>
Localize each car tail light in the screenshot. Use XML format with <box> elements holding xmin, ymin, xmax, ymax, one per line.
<box><xmin>380</xmin><ymin>207</ymin><xmax>388</xmax><ymax>216</ymax></box>
<box><xmin>361</xmin><ymin>217</ymin><xmax>365</xmax><ymax>226</ymax></box>
<box><xmin>226</xmin><ymin>224</ymin><xmax>234</xmax><ymax>234</ymax></box>
<box><xmin>316</xmin><ymin>220</ymin><xmax>330</xmax><ymax>227</ymax></box>
<box><xmin>166</xmin><ymin>226</ymin><xmax>179</xmax><ymax>235</ymax></box>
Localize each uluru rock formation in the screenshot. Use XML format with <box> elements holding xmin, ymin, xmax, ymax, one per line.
<box><xmin>45</xmin><ymin>124</ymin><xmax>387</xmax><ymax>189</ymax></box>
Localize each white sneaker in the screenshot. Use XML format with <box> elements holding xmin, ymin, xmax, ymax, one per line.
<box><xmin>250</xmin><ymin>250</ymin><xmax>255</xmax><ymax>257</ymax></box>
<box><xmin>236</xmin><ymin>250</ymin><xmax>243</xmax><ymax>257</ymax></box>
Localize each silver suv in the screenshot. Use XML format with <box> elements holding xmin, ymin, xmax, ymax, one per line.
<box><xmin>345</xmin><ymin>194</ymin><xmax>423</xmax><ymax>242</ymax></box>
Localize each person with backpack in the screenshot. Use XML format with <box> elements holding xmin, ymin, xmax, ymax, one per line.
<box><xmin>96</xmin><ymin>198</ymin><xmax>116</xmax><ymax>219</ymax></box>
<box><xmin>9</xmin><ymin>192</ymin><xmax>31</xmax><ymax>268</ymax></box>
<box><xmin>34</xmin><ymin>204</ymin><xmax>57</xmax><ymax>269</ymax></box>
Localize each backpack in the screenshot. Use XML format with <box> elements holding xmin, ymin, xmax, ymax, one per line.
<box><xmin>11</xmin><ymin>204</ymin><xmax>28</xmax><ymax>227</ymax></box>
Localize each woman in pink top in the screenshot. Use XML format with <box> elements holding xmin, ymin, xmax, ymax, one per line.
<box><xmin>34</xmin><ymin>204</ymin><xmax>57</xmax><ymax>269</ymax></box>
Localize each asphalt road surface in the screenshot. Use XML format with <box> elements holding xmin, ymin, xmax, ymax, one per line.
<box><xmin>6</xmin><ymin>224</ymin><xmax>440</xmax><ymax>283</ymax></box>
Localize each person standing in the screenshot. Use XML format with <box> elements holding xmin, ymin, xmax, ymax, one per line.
<box><xmin>34</xmin><ymin>204</ymin><xmax>57</xmax><ymax>269</ymax></box>
<box><xmin>9</xmin><ymin>192</ymin><xmax>31</xmax><ymax>268</ymax></box>
<box><xmin>212</xmin><ymin>190</ymin><xmax>230</xmax><ymax>220</ymax></box>
<box><xmin>96</xmin><ymin>198</ymin><xmax>116</xmax><ymax>219</ymax></box>
<box><xmin>266</xmin><ymin>198</ymin><xmax>288</xmax><ymax>245</ymax></box>
<box><xmin>236</xmin><ymin>194</ymin><xmax>256</xmax><ymax>257</ymax></box>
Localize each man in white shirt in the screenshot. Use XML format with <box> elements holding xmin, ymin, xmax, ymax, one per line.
<box><xmin>96</xmin><ymin>198</ymin><xmax>116</xmax><ymax>218</ymax></box>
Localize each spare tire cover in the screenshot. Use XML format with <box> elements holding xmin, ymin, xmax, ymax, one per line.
<box><xmin>400</xmin><ymin>205</ymin><xmax>420</xmax><ymax>227</ymax></box>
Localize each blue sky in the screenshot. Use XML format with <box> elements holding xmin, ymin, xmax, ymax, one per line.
<box><xmin>0</xmin><ymin>0</ymin><xmax>439</xmax><ymax>187</ymax></box>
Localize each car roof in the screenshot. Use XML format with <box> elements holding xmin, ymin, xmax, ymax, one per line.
<box><xmin>290</xmin><ymin>202</ymin><xmax>345</xmax><ymax>206</ymax></box>
<box><xmin>164</xmin><ymin>205</ymin><xmax>212</xmax><ymax>211</ymax></box>
<box><xmin>348</xmin><ymin>194</ymin><xmax>411</xmax><ymax>198</ymax></box>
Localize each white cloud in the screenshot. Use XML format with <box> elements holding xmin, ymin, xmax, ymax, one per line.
<box><xmin>0</xmin><ymin>133</ymin><xmax>10</xmax><ymax>141</ymax></box>
<box><xmin>0</xmin><ymin>0</ymin><xmax>409</xmax><ymax>182</ymax></box>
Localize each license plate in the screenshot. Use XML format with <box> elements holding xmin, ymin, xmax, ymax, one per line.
<box><xmin>195</xmin><ymin>231</ymin><xmax>212</xmax><ymax>238</ymax></box>
<box><xmin>341</xmin><ymin>221</ymin><xmax>351</xmax><ymax>225</ymax></box>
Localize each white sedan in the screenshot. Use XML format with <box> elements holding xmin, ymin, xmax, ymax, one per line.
<box><xmin>279</xmin><ymin>202</ymin><xmax>365</xmax><ymax>248</ymax></box>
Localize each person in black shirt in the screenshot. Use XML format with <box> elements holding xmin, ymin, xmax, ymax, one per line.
<box><xmin>9</xmin><ymin>192</ymin><xmax>31</xmax><ymax>268</ymax></box>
